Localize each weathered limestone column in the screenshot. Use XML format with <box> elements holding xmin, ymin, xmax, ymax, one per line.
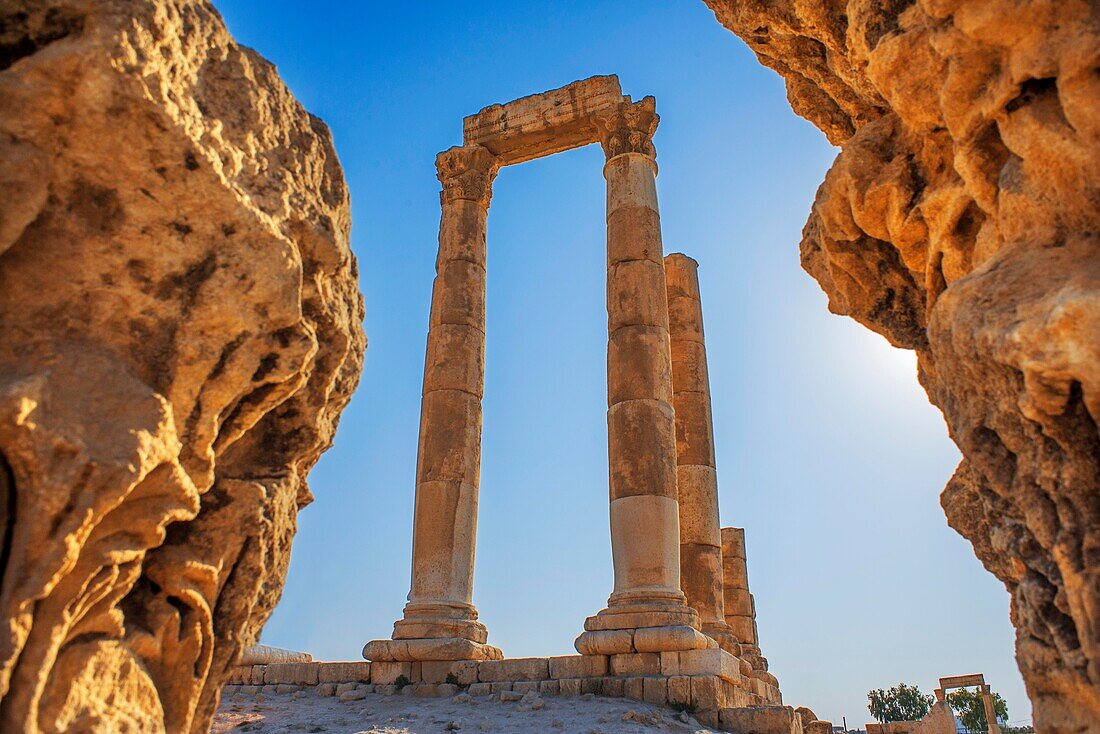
<box><xmin>364</xmin><ymin>145</ymin><xmax>502</xmax><ymax>662</ymax></box>
<box><xmin>722</xmin><ymin>527</ymin><xmax>780</xmax><ymax>696</ymax></box>
<box><xmin>575</xmin><ymin>98</ymin><xmax>708</xmax><ymax>656</ymax></box>
<box><xmin>721</xmin><ymin>528</ymin><xmax>760</xmax><ymax>656</ymax></box>
<box><xmin>981</xmin><ymin>685</ymin><xmax>1003</xmax><ymax>734</ymax></box>
<box><xmin>664</xmin><ymin>253</ymin><xmax>744</xmax><ymax>656</ymax></box>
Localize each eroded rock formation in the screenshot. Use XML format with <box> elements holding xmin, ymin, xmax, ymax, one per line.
<box><xmin>0</xmin><ymin>1</ymin><xmax>364</xmax><ymax>732</ymax></box>
<box><xmin>703</xmin><ymin>1</ymin><xmax>1098</xmax><ymax>730</ymax></box>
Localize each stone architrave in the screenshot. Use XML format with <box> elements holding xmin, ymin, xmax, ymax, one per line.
<box><xmin>663</xmin><ymin>253</ymin><xmax>743</xmax><ymax>657</ymax></box>
<box><xmin>363</xmin><ymin>145</ymin><xmax>503</xmax><ymax>663</ymax></box>
<box><xmin>574</xmin><ymin>97</ymin><xmax>709</xmax><ymax>656</ymax></box>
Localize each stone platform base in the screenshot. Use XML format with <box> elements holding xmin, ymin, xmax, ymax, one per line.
<box><xmin>225</xmin><ymin>648</ymin><xmax>792</xmax><ymax>731</ymax></box>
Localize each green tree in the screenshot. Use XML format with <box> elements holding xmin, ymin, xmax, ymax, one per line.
<box><xmin>867</xmin><ymin>683</ymin><xmax>935</xmax><ymax>723</ymax></box>
<box><xmin>946</xmin><ymin>688</ymin><xmax>1008</xmax><ymax>733</ymax></box>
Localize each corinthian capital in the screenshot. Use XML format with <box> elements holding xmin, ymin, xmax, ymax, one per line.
<box><xmin>594</xmin><ymin>96</ymin><xmax>659</xmax><ymax>160</ymax></box>
<box><xmin>436</xmin><ymin>145</ymin><xmax>500</xmax><ymax>207</ymax></box>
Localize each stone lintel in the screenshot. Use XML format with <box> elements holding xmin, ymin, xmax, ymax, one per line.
<box><xmin>939</xmin><ymin>673</ymin><xmax>986</xmax><ymax>689</ymax></box>
<box><xmin>462</xmin><ymin>75</ymin><xmax>630</xmax><ymax>166</ymax></box>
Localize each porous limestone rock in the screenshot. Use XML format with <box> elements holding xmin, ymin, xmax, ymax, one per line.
<box><xmin>0</xmin><ymin>1</ymin><xmax>364</xmax><ymax>732</ymax></box>
<box><xmin>702</xmin><ymin>1</ymin><xmax>1098</xmax><ymax>731</ymax></box>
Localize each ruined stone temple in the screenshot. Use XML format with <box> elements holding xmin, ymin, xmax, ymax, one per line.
<box><xmin>352</xmin><ymin>74</ymin><xmax>789</xmax><ymax>725</ymax></box>
<box><xmin>6</xmin><ymin>1</ymin><xmax>1098</xmax><ymax>731</ymax></box>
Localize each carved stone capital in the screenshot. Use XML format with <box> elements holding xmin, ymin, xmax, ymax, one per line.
<box><xmin>436</xmin><ymin>145</ymin><xmax>500</xmax><ymax>207</ymax></box>
<box><xmin>594</xmin><ymin>97</ymin><xmax>659</xmax><ymax>160</ymax></box>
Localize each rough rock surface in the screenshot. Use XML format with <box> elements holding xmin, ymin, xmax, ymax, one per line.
<box><xmin>0</xmin><ymin>1</ymin><xmax>365</xmax><ymax>732</ymax></box>
<box><xmin>703</xmin><ymin>1</ymin><xmax>1098</xmax><ymax>731</ymax></box>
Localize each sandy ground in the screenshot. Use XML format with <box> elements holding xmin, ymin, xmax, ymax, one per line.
<box><xmin>211</xmin><ymin>688</ymin><xmax>723</xmax><ymax>734</ymax></box>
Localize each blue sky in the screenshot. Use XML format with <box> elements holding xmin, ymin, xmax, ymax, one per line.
<box><xmin>214</xmin><ymin>1</ymin><xmax>1029</xmax><ymax>725</ymax></box>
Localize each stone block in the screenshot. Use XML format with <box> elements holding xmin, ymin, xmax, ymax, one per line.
<box><xmin>422</xmin><ymin>660</ymin><xmax>479</xmax><ymax>685</ymax></box>
<box><xmin>549</xmin><ymin>655</ymin><xmax>609</xmax><ymax>679</ymax></box>
<box><xmin>727</xmin><ymin>615</ymin><xmax>757</xmax><ymax>645</ymax></box>
<box><xmin>581</xmin><ymin>678</ymin><xmax>602</xmax><ymax>695</ymax></box>
<box><xmin>607</xmin><ymin>400</ymin><xmax>677</xmax><ymax>502</ymax></box>
<box><xmin>634</xmin><ymin>625</ymin><xmax>709</xmax><ymax>652</ymax></box>
<box><xmin>719</xmin><ymin>705</ymin><xmax>801</xmax><ymax>734</ymax></box>
<box><xmin>226</xmin><ymin>667</ymin><xmax>249</xmax><ymax>684</ymax></box>
<box><xmin>422</xmin><ymin>324</ymin><xmax>485</xmax><ymax>396</ymax></box>
<box><xmin>724</xmin><ymin>685</ymin><xmax>754</xmax><ymax>709</ymax></box>
<box><xmin>600</xmin><ymin>677</ymin><xmax>625</xmax><ymax>698</ymax></box>
<box><xmin>415</xmin><ymin>683</ymin><xmax>459</xmax><ymax>698</ymax></box>
<box><xmin>608</xmin><ymin>261</ymin><xmax>669</xmax><ymax>332</ymax></box>
<box><xmin>462</xmin><ymin>75</ymin><xmax>625</xmax><ymax>166</ymax></box>
<box><xmin>661</xmin><ymin>648</ymin><xmax>741</xmax><ymax>684</ymax></box>
<box><xmin>223</xmin><ymin>685</ymin><xmax>240</xmax><ymax>696</ymax></box>
<box><xmin>624</xmin><ymin>677</ymin><xmax>645</xmax><ymax>701</ymax></box>
<box><xmin>539</xmin><ymin>680</ymin><xmax>560</xmax><ymax>695</ymax></box>
<box><xmin>672</xmin><ymin>391</ymin><xmax>716</xmax><ymax>467</ymax></box>
<box><xmin>478</xmin><ymin>657</ymin><xmax>549</xmax><ymax>682</ymax></box>
<box><xmin>807</xmin><ymin>721</ymin><xmax>834</xmax><ymax>734</ymax></box>
<box><xmin>643</xmin><ymin>677</ymin><xmax>668</xmax><ymax>706</ymax></box>
<box><xmin>721</xmin><ymin>527</ymin><xmax>746</xmax><ymax>559</ymax></box>
<box><xmin>610</xmin><ymin>653</ymin><xmax>661</xmax><ymax>676</ymax></box>
<box><xmin>697</xmin><ymin>709</ymin><xmax>721</xmax><ymax>728</ymax></box>
<box><xmin>371</xmin><ymin>661</ymin><xmax>421</xmax><ymax>686</ymax></box>
<box><xmin>340</xmin><ymin>688</ymin><xmax>367</xmax><ymax>702</ymax></box>
<box><xmin>559</xmin><ymin>679</ymin><xmax>582</xmax><ymax>696</ymax></box>
<box><xmin>512</xmin><ymin>681</ymin><xmax>540</xmax><ymax>694</ymax></box>
<box><xmin>468</xmin><ymin>682</ymin><xmax>492</xmax><ymax>696</ymax></box>
<box><xmin>316</xmin><ymin>661</ymin><xmax>371</xmax><ymax>684</ymax></box>
<box><xmin>239</xmin><ymin>685</ymin><xmax>259</xmax><ymax>695</ymax></box>
<box><xmin>677</xmin><ymin>468</ymin><xmax>721</xmax><ymax>544</ymax></box>
<box><xmin>586</xmin><ymin>610</ymin><xmax>695</xmax><ymax>631</ymax></box>
<box><xmin>604</xmin><ymin>151</ymin><xmax>660</xmax><ymax>215</ymax></box>
<box><xmin>668</xmin><ymin>676</ymin><xmax>691</xmax><ymax>707</ymax></box>
<box><xmin>607</xmin><ymin>206</ymin><xmax>664</xmax><ymax>265</ymax></box>
<box><xmin>317</xmin><ymin>683</ymin><xmax>337</xmax><ymax>697</ymax></box>
<box><xmin>274</xmin><ymin>684</ymin><xmax>300</xmax><ymax>694</ymax></box>
<box><xmin>726</xmin><ymin>588</ymin><xmax>754</xmax><ymax>617</ymax></box>
<box><xmin>250</xmin><ymin>665</ymin><xmax>267</xmax><ymax>685</ymax></box>
<box><xmin>690</xmin><ymin>675</ymin><xmax>722</xmax><ymax>711</ymax></box>
<box><xmin>429</xmin><ymin>259</ymin><xmax>487</xmax><ymax>331</ymax></box>
<box><xmin>489</xmin><ymin>682</ymin><xmax>513</xmax><ymax>693</ymax></box>
<box><xmin>574</xmin><ymin>629</ymin><xmax>634</xmax><ymax>655</ymax></box>
<box><xmin>414</xmin><ymin>390</ymin><xmax>483</xmax><ymax>486</ymax></box>
<box><xmin>264</xmin><ymin>663</ymin><xmax>318</xmax><ymax>686</ymax></box>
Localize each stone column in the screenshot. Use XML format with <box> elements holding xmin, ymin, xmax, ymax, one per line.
<box><xmin>981</xmin><ymin>685</ymin><xmax>1003</xmax><ymax>734</ymax></box>
<box><xmin>722</xmin><ymin>527</ymin><xmax>780</xmax><ymax>697</ymax></box>
<box><xmin>364</xmin><ymin>145</ymin><xmax>502</xmax><ymax>662</ymax></box>
<box><xmin>575</xmin><ymin>98</ymin><xmax>708</xmax><ymax>656</ymax></box>
<box><xmin>664</xmin><ymin>253</ymin><xmax>743</xmax><ymax>656</ymax></box>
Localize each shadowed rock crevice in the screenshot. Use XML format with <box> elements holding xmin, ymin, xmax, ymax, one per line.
<box><xmin>704</xmin><ymin>1</ymin><xmax>1099</xmax><ymax>730</ymax></box>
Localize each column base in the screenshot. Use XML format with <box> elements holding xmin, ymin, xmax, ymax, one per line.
<box><xmin>363</xmin><ymin>637</ymin><xmax>503</xmax><ymax>662</ymax></box>
<box><xmin>575</xmin><ymin>598</ymin><xmax>711</xmax><ymax>655</ymax></box>
<box><xmin>364</xmin><ymin>600</ymin><xmax>502</xmax><ymax>662</ymax></box>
